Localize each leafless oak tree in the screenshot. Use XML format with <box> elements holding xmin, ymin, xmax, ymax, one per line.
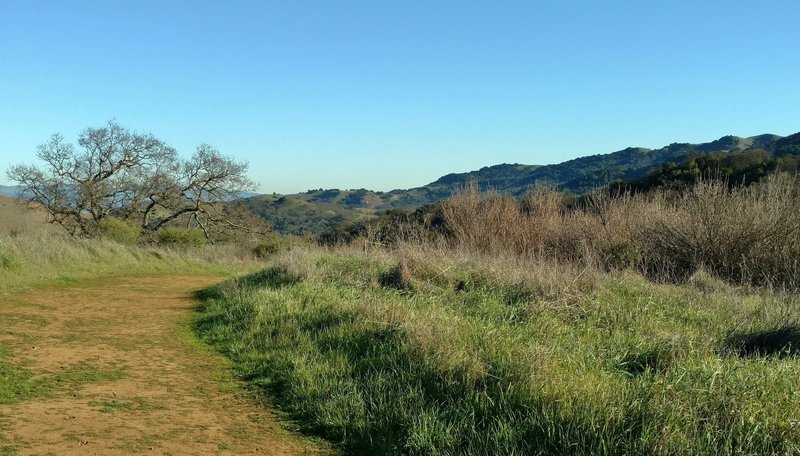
<box><xmin>7</xmin><ymin>121</ymin><xmax>261</xmax><ymax>242</ymax></box>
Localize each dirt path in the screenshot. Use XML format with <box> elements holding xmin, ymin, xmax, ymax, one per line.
<box><xmin>0</xmin><ymin>276</ymin><xmax>326</xmax><ymax>455</ymax></box>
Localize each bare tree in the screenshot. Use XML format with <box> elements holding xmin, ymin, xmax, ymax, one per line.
<box><xmin>7</xmin><ymin>121</ymin><xmax>261</xmax><ymax>242</ymax></box>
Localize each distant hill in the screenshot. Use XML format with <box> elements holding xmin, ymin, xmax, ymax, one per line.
<box><xmin>614</xmin><ymin>132</ymin><xmax>800</xmax><ymax>192</ymax></box>
<box><xmin>246</xmin><ymin>132</ymin><xmax>796</xmax><ymax>235</ymax></box>
<box><xmin>0</xmin><ymin>185</ymin><xmax>21</xmax><ymax>198</ymax></box>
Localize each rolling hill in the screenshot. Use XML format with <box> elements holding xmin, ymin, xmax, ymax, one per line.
<box><xmin>5</xmin><ymin>133</ymin><xmax>796</xmax><ymax>236</ymax></box>
<box><xmin>0</xmin><ymin>185</ymin><xmax>21</xmax><ymax>198</ymax></box>
<box><xmin>245</xmin><ymin>132</ymin><xmax>796</xmax><ymax>235</ymax></box>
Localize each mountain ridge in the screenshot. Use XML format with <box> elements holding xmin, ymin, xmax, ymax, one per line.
<box><xmin>0</xmin><ymin>185</ymin><xmax>21</xmax><ymax>198</ymax></box>
<box><xmin>244</xmin><ymin>132</ymin><xmax>794</xmax><ymax>234</ymax></box>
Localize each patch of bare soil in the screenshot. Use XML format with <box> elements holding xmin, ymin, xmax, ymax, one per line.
<box><xmin>0</xmin><ymin>276</ymin><xmax>328</xmax><ymax>455</ymax></box>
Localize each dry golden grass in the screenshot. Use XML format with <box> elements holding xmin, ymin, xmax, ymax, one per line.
<box><xmin>0</xmin><ymin>195</ymin><xmax>58</xmax><ymax>236</ymax></box>
<box><xmin>439</xmin><ymin>175</ymin><xmax>800</xmax><ymax>289</ymax></box>
<box><xmin>0</xmin><ymin>196</ymin><xmax>262</xmax><ymax>293</ymax></box>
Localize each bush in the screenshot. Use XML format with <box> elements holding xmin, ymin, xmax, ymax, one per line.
<box><xmin>441</xmin><ymin>175</ymin><xmax>800</xmax><ymax>289</ymax></box>
<box><xmin>638</xmin><ymin>175</ymin><xmax>800</xmax><ymax>287</ymax></box>
<box><xmin>156</xmin><ymin>227</ymin><xmax>206</xmax><ymax>248</ymax></box>
<box><xmin>252</xmin><ymin>236</ymin><xmax>286</xmax><ymax>258</ymax></box>
<box><xmin>91</xmin><ymin>217</ymin><xmax>140</xmax><ymax>245</ymax></box>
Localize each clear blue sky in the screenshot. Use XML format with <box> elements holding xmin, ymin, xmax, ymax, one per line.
<box><xmin>1</xmin><ymin>1</ymin><xmax>798</xmax><ymax>194</ymax></box>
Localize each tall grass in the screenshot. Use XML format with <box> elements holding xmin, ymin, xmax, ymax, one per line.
<box><xmin>441</xmin><ymin>175</ymin><xmax>800</xmax><ymax>289</ymax></box>
<box><xmin>0</xmin><ymin>198</ymin><xmax>260</xmax><ymax>292</ymax></box>
<box><xmin>196</xmin><ymin>245</ymin><xmax>800</xmax><ymax>455</ymax></box>
<box><xmin>639</xmin><ymin>174</ymin><xmax>800</xmax><ymax>287</ymax></box>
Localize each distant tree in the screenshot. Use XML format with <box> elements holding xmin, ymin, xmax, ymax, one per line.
<box><xmin>7</xmin><ymin>121</ymin><xmax>261</xmax><ymax>242</ymax></box>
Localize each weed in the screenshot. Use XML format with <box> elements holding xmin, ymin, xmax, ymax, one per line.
<box><xmin>0</xmin><ymin>359</ymin><xmax>38</xmax><ymax>405</ymax></box>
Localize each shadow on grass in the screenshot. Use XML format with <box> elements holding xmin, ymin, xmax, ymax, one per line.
<box><xmin>194</xmin><ymin>266</ymin><xmax>302</xmax><ymax>302</ymax></box>
<box><xmin>615</xmin><ymin>348</ymin><xmax>673</xmax><ymax>376</ymax></box>
<box><xmin>723</xmin><ymin>324</ymin><xmax>800</xmax><ymax>357</ymax></box>
<box><xmin>235</xmin><ymin>267</ymin><xmax>302</xmax><ymax>289</ymax></box>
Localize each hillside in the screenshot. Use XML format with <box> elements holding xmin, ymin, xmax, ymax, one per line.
<box><xmin>245</xmin><ymin>132</ymin><xmax>794</xmax><ymax>235</ymax></box>
<box><xmin>615</xmin><ymin>134</ymin><xmax>800</xmax><ymax>192</ymax></box>
<box><xmin>0</xmin><ymin>185</ymin><xmax>20</xmax><ymax>198</ymax></box>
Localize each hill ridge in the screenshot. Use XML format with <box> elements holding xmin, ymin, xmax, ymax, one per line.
<box><xmin>243</xmin><ymin>132</ymin><xmax>796</xmax><ymax>234</ymax></box>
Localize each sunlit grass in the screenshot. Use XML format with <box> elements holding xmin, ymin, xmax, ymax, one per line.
<box><xmin>196</xmin><ymin>246</ymin><xmax>800</xmax><ymax>455</ymax></box>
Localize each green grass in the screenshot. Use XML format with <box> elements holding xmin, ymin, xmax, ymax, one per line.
<box><xmin>195</xmin><ymin>247</ymin><xmax>800</xmax><ymax>455</ymax></box>
<box><xmin>0</xmin><ymin>353</ymin><xmax>124</xmax><ymax>405</ymax></box>
<box><xmin>0</xmin><ymin>359</ymin><xmax>38</xmax><ymax>405</ymax></box>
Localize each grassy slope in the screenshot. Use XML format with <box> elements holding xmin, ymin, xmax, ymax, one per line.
<box><xmin>0</xmin><ymin>197</ymin><xmax>257</xmax><ymax>293</ymax></box>
<box><xmin>195</xmin><ymin>247</ymin><xmax>800</xmax><ymax>455</ymax></box>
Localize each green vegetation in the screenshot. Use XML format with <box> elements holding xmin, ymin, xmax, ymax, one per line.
<box><xmin>614</xmin><ymin>139</ymin><xmax>800</xmax><ymax>193</ymax></box>
<box><xmin>156</xmin><ymin>227</ymin><xmax>207</xmax><ymax>248</ymax></box>
<box><xmin>0</xmin><ymin>358</ymin><xmax>37</xmax><ymax>405</ymax></box>
<box><xmin>0</xmin><ymin>355</ymin><xmax>124</xmax><ymax>405</ymax></box>
<box><xmin>252</xmin><ymin>236</ymin><xmax>288</xmax><ymax>258</ymax></box>
<box><xmin>0</xmin><ymin>230</ymin><xmax>242</xmax><ymax>293</ymax></box>
<box><xmin>243</xmin><ymin>191</ymin><xmax>380</xmax><ymax>235</ymax></box>
<box><xmin>90</xmin><ymin>217</ymin><xmax>141</xmax><ymax>245</ymax></box>
<box><xmin>3</xmin><ymin>129</ymin><xmax>800</xmax><ymax>454</ymax></box>
<box><xmin>0</xmin><ymin>248</ymin><xmax>20</xmax><ymax>271</ymax></box>
<box><xmin>196</xmin><ymin>246</ymin><xmax>800</xmax><ymax>454</ymax></box>
<box><xmin>0</xmin><ymin>197</ymin><xmax>258</xmax><ymax>293</ymax></box>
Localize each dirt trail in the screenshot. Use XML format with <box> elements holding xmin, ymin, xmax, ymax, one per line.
<box><xmin>0</xmin><ymin>276</ymin><xmax>325</xmax><ymax>455</ymax></box>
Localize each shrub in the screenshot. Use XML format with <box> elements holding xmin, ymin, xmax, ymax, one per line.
<box><xmin>91</xmin><ymin>217</ymin><xmax>140</xmax><ymax>245</ymax></box>
<box><xmin>441</xmin><ymin>175</ymin><xmax>800</xmax><ymax>289</ymax></box>
<box><xmin>156</xmin><ymin>227</ymin><xmax>206</xmax><ymax>248</ymax></box>
<box><xmin>252</xmin><ymin>236</ymin><xmax>286</xmax><ymax>258</ymax></box>
<box><xmin>442</xmin><ymin>183</ymin><xmax>572</xmax><ymax>258</ymax></box>
<box><xmin>638</xmin><ymin>175</ymin><xmax>800</xmax><ymax>287</ymax></box>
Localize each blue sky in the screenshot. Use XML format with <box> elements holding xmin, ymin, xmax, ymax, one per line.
<box><xmin>1</xmin><ymin>1</ymin><xmax>798</xmax><ymax>193</ymax></box>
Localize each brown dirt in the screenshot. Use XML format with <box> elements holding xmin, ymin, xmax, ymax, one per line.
<box><xmin>0</xmin><ymin>276</ymin><xmax>330</xmax><ymax>455</ymax></box>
